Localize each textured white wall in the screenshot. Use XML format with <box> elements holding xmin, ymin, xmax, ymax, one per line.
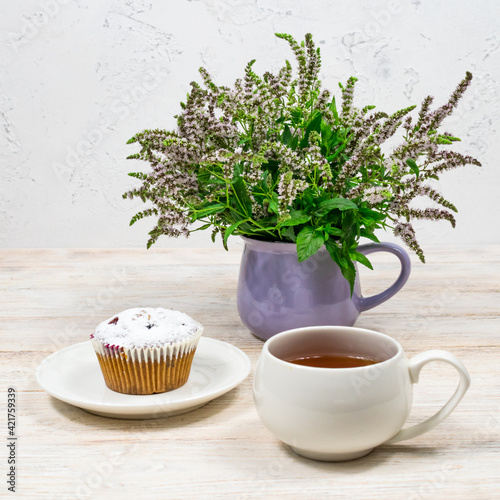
<box><xmin>0</xmin><ymin>0</ymin><xmax>498</xmax><ymax>252</ymax></box>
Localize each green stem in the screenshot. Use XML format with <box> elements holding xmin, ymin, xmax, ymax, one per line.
<box><xmin>247</xmin><ymin>219</ymin><xmax>279</xmax><ymax>237</ymax></box>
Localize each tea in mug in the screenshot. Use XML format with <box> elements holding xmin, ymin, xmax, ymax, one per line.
<box><xmin>284</xmin><ymin>353</ymin><xmax>381</xmax><ymax>368</ymax></box>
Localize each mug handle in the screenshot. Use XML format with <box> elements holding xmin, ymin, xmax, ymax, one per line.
<box><xmin>358</xmin><ymin>242</ymin><xmax>411</xmax><ymax>312</ymax></box>
<box><xmin>385</xmin><ymin>350</ymin><xmax>471</xmax><ymax>444</ymax></box>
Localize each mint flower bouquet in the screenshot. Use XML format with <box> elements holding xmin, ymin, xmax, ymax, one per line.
<box><xmin>124</xmin><ymin>33</ymin><xmax>480</xmax><ymax>292</ymax></box>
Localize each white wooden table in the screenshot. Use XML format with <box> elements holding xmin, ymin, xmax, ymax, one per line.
<box><xmin>1</xmin><ymin>246</ymin><xmax>499</xmax><ymax>499</ymax></box>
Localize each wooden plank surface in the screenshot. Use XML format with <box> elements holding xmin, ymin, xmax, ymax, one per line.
<box><xmin>1</xmin><ymin>246</ymin><xmax>499</xmax><ymax>499</ymax></box>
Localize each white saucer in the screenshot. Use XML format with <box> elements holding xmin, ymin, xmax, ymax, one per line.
<box><xmin>36</xmin><ymin>338</ymin><xmax>251</xmax><ymax>419</ymax></box>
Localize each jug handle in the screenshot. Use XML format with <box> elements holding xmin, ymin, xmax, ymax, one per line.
<box><xmin>357</xmin><ymin>242</ymin><xmax>411</xmax><ymax>312</ymax></box>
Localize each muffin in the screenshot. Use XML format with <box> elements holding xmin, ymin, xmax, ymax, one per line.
<box><xmin>91</xmin><ymin>307</ymin><xmax>203</xmax><ymax>395</ymax></box>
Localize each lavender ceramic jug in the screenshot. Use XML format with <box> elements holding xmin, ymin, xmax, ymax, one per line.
<box><xmin>237</xmin><ymin>237</ymin><xmax>411</xmax><ymax>340</ymax></box>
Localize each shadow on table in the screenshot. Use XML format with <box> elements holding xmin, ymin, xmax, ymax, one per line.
<box><xmin>48</xmin><ymin>386</ymin><xmax>241</xmax><ymax>431</ymax></box>
<box><xmin>277</xmin><ymin>442</ymin><xmax>442</xmax><ymax>472</ymax></box>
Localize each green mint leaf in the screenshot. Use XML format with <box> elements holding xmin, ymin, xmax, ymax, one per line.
<box><xmin>195</xmin><ymin>203</ymin><xmax>226</xmax><ymax>218</ymax></box>
<box><xmin>350</xmin><ymin>251</ymin><xmax>373</xmax><ymax>270</ymax></box>
<box><xmin>232</xmin><ymin>177</ymin><xmax>253</xmax><ymax>216</ymax></box>
<box><xmin>282</xmin><ymin>125</ymin><xmax>292</xmax><ymax>146</ymax></box>
<box><xmin>290</xmin><ymin>135</ymin><xmax>299</xmax><ymax>150</ymax></box>
<box><xmin>223</xmin><ymin>219</ymin><xmax>249</xmax><ymax>247</ymax></box>
<box><xmin>360</xmin><ymin>229</ymin><xmax>380</xmax><ymax>243</ymax></box>
<box><xmin>330</xmin><ymin>96</ymin><xmax>339</xmax><ymax>124</ymax></box>
<box><xmin>194</xmin><ymin>223</ymin><xmax>212</xmax><ymax>232</ymax></box>
<box><xmin>315</xmin><ymin>198</ymin><xmax>358</xmax><ymax>217</ymax></box>
<box><xmin>296</xmin><ymin>227</ymin><xmax>326</xmax><ymax>262</ymax></box>
<box><xmin>299</xmin><ymin>112</ymin><xmax>323</xmax><ymax>148</ymax></box>
<box><xmin>358</xmin><ymin>207</ymin><xmax>386</xmax><ymax>221</ymax></box>
<box><xmin>325</xmin><ymin>226</ymin><xmax>343</xmax><ymax>237</ymax></box>
<box><xmin>290</xmin><ymin>108</ymin><xmax>303</xmax><ymax>125</ymax></box>
<box><xmin>341</xmin><ymin>260</ymin><xmax>357</xmax><ymax>297</ymax></box>
<box><xmin>325</xmin><ymin>240</ymin><xmax>348</xmax><ymax>268</ymax></box>
<box><xmin>280</xmin><ymin>210</ymin><xmax>311</xmax><ymax>227</ymax></box>
<box><xmin>197</xmin><ymin>168</ymin><xmax>212</xmax><ymax>184</ymax></box>
<box><xmin>267</xmin><ymin>192</ymin><xmax>279</xmax><ymax>214</ymax></box>
<box><xmin>406</xmin><ymin>158</ymin><xmax>420</xmax><ymax>177</ymax></box>
<box><xmin>281</xmin><ymin>226</ymin><xmax>296</xmax><ymax>242</ymax></box>
<box><xmin>325</xmin><ymin>240</ymin><xmax>356</xmax><ymax>295</ymax></box>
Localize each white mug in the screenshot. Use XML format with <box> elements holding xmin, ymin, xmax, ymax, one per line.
<box><xmin>253</xmin><ymin>326</ymin><xmax>471</xmax><ymax>461</ymax></box>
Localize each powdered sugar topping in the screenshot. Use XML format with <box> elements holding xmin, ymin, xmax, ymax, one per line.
<box><xmin>92</xmin><ymin>308</ymin><xmax>202</xmax><ymax>348</ymax></box>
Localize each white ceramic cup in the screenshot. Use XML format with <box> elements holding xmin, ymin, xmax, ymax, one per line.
<box><xmin>253</xmin><ymin>326</ymin><xmax>471</xmax><ymax>461</ymax></box>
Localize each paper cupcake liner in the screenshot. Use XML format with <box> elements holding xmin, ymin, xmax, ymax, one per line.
<box><xmin>91</xmin><ymin>328</ymin><xmax>202</xmax><ymax>395</ymax></box>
